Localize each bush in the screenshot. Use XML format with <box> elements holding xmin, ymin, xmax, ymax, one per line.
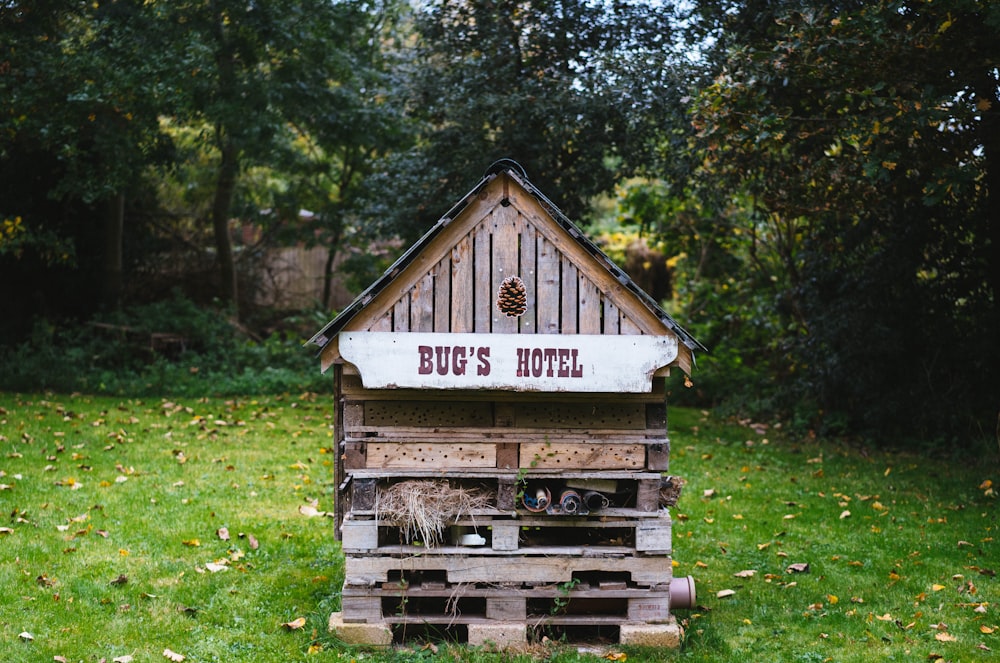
<box><xmin>0</xmin><ymin>293</ymin><xmax>331</xmax><ymax>396</ymax></box>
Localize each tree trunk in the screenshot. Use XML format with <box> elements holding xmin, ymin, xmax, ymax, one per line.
<box><xmin>212</xmin><ymin>139</ymin><xmax>239</xmax><ymax>317</ymax></box>
<box><xmin>103</xmin><ymin>191</ymin><xmax>125</xmax><ymax>312</ymax></box>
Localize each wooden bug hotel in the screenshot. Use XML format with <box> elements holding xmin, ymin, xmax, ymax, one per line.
<box><xmin>308</xmin><ymin>160</ymin><xmax>703</xmax><ymax>648</ymax></box>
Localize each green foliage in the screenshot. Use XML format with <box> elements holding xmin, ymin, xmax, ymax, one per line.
<box><xmin>0</xmin><ymin>294</ymin><xmax>330</xmax><ymax>397</ymax></box>
<box><xmin>1</xmin><ymin>398</ymin><xmax>995</xmax><ymax>661</ymax></box>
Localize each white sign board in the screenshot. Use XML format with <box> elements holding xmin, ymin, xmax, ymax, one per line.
<box><xmin>339</xmin><ymin>332</ymin><xmax>678</xmax><ymax>392</ymax></box>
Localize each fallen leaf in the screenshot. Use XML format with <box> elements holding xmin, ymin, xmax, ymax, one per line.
<box><xmin>18</xmin><ymin>631</ymin><xmax>33</xmax><ymax>641</ymax></box>
<box><xmin>110</xmin><ymin>574</ymin><xmax>128</xmax><ymax>586</ymax></box>
<box><xmin>734</xmin><ymin>570</ymin><xmax>757</xmax><ymax>579</ymax></box>
<box><xmin>204</xmin><ymin>561</ymin><xmax>228</xmax><ymax>573</ymax></box>
<box><xmin>934</xmin><ymin>632</ymin><xmax>956</xmax><ymax>642</ymax></box>
<box><xmin>182</xmin><ymin>539</ymin><xmax>200</xmax><ymax>547</ymax></box>
<box><xmin>54</xmin><ymin>657</ymin><xmax>68</xmax><ymax>663</ymax></box>
<box><xmin>827</xmin><ymin>594</ymin><xmax>839</xmax><ymax>605</ymax></box>
<box><xmin>216</xmin><ymin>527</ymin><xmax>230</xmax><ymax>541</ymax></box>
<box><xmin>0</xmin><ymin>527</ymin><xmax>14</xmax><ymax>535</ymax></box>
<box><xmin>703</xmin><ymin>489</ymin><xmax>716</xmax><ymax>498</ymax></box>
<box><xmin>876</xmin><ymin>613</ymin><xmax>894</xmax><ymax>621</ymax></box>
<box><xmin>163</xmin><ymin>648</ymin><xmax>185</xmax><ymax>662</ymax></box>
<box><xmin>282</xmin><ymin>617</ymin><xmax>307</xmax><ymax>631</ymax></box>
<box><xmin>113</xmin><ymin>655</ymin><xmax>134</xmax><ymax>663</ymax></box>
<box><xmin>931</xmin><ymin>584</ymin><xmax>946</xmax><ymax>592</ymax></box>
<box><xmin>604</xmin><ymin>653</ymin><xmax>627</xmax><ymax>662</ymax></box>
<box><xmin>840</xmin><ymin>510</ymin><xmax>851</xmax><ymax>519</ymax></box>
<box><xmin>717</xmin><ymin>589</ymin><xmax>736</xmax><ymax>598</ymax></box>
<box><xmin>981</xmin><ymin>625</ymin><xmax>996</xmax><ymax>634</ymax></box>
<box><xmin>786</xmin><ymin>563</ymin><xmax>810</xmax><ymax>574</ymax></box>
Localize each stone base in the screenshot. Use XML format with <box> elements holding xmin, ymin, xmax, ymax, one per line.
<box><xmin>328</xmin><ymin>612</ymin><xmax>393</xmax><ymax>646</ymax></box>
<box><xmin>619</xmin><ymin>618</ymin><xmax>684</xmax><ymax>648</ymax></box>
<box><xmin>467</xmin><ymin>622</ymin><xmax>528</xmax><ymax>649</ymax></box>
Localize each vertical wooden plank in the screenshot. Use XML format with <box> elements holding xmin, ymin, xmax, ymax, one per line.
<box><xmin>536</xmin><ymin>236</ymin><xmax>561</xmax><ymax>334</ymax></box>
<box><xmin>433</xmin><ymin>255</ymin><xmax>451</xmax><ymax>332</ymax></box>
<box><xmin>491</xmin><ymin>204</ymin><xmax>520</xmax><ymax>334</ymax></box>
<box><xmin>578</xmin><ymin>272</ymin><xmax>602</xmax><ymax>334</ymax></box>
<box><xmin>451</xmin><ymin>234</ymin><xmax>474</xmax><ymax>333</ymax></box>
<box><xmin>620</xmin><ymin>315</ymin><xmax>642</xmax><ymax>335</ymax></box>
<box><xmin>603</xmin><ymin>298</ymin><xmax>621</xmax><ymax>335</ymax></box>
<box><xmin>410</xmin><ymin>272</ymin><xmax>434</xmax><ymax>332</ymax></box>
<box><xmin>473</xmin><ymin>218</ymin><xmax>492</xmax><ymax>333</ymax></box>
<box><xmin>392</xmin><ymin>295</ymin><xmax>410</xmax><ymax>333</ymax></box>
<box><xmin>368</xmin><ymin>311</ymin><xmax>392</xmax><ymax>332</ymax></box>
<box><xmin>518</xmin><ymin>221</ymin><xmax>536</xmax><ymax>334</ymax></box>
<box><xmin>560</xmin><ymin>258</ymin><xmax>578</xmax><ymax>334</ymax></box>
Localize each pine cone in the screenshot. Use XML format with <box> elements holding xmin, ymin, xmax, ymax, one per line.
<box><xmin>496</xmin><ymin>275</ymin><xmax>527</xmax><ymax>317</ymax></box>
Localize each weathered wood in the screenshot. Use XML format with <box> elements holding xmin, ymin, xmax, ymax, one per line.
<box><xmin>343</xmin><ymin>553</ymin><xmax>672</xmax><ymax>586</ymax></box>
<box><xmin>536</xmin><ymin>236</ymin><xmax>561</xmax><ymax>333</ymax></box>
<box><xmin>487</xmin><ymin>597</ymin><xmax>527</xmax><ymax>621</ymax></box>
<box><xmin>451</xmin><ymin>235</ymin><xmax>474</xmax><ymax>333</ymax></box>
<box><xmin>362</xmin><ymin>401</ymin><xmax>493</xmax><ymax>427</ymax></box>
<box><xmin>491</xmin><ymin>204</ymin><xmax>521</xmax><ymax>334</ymax></box>
<box><xmin>560</xmin><ymin>259</ymin><xmax>579</xmax><ymax>334</ymax></box>
<box><xmin>635</xmin><ymin>514</ymin><xmax>672</xmax><ymax>553</ymax></box>
<box><xmin>519</xmin><ymin>443</ymin><xmax>645</xmax><ymax>469</ymax></box>
<box><xmin>351</xmin><ymin>478</ymin><xmax>377</xmax><ymax>511</ymax></box>
<box><xmin>473</xmin><ymin>219</ymin><xmax>492</xmax><ymax>332</ymax></box>
<box><xmin>344</xmin><ymin>441</ymin><xmax>367</xmax><ymax>470</ymax></box>
<box><xmin>578</xmin><ymin>271</ymin><xmax>602</xmax><ymax>334</ymax></box>
<box><xmin>365</xmin><ymin>443</ymin><xmax>497</xmax><ymax>469</ymax></box>
<box><xmin>344</xmin><ymin>428</ymin><xmax>663</xmax><ymax>443</ymax></box>
<box><xmin>519</xmin><ymin>222</ymin><xmax>537</xmax><ymax>334</ymax></box>
<box><xmin>433</xmin><ymin>255</ymin><xmax>451</xmax><ymax>333</ymax></box>
<box><xmin>410</xmin><ymin>271</ymin><xmax>434</xmax><ymax>332</ymax></box>
<box><xmin>495</xmin><ymin>443</ymin><xmax>518</xmax><ymax>469</ymax></box>
<box><xmin>341</xmin><ymin>596</ymin><xmax>383</xmax><ymax>624</ymax></box>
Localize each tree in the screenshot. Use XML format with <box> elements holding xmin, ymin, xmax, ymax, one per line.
<box><xmin>368</xmin><ymin>0</ymin><xmax>686</xmax><ymax>239</ymax></box>
<box><xmin>683</xmin><ymin>0</ymin><xmax>999</xmax><ymax>441</ymax></box>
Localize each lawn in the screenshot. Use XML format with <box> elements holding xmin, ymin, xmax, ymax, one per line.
<box><xmin>1</xmin><ymin>393</ymin><xmax>996</xmax><ymax>662</ymax></box>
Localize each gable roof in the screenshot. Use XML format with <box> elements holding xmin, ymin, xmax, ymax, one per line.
<box><xmin>307</xmin><ymin>160</ymin><xmax>704</xmax><ymax>374</ymax></box>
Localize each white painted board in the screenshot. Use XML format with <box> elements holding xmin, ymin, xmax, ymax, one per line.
<box><xmin>339</xmin><ymin>332</ymin><xmax>677</xmax><ymax>392</ymax></box>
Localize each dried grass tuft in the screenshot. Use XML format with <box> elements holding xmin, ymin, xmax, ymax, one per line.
<box><xmin>375</xmin><ymin>480</ymin><xmax>492</xmax><ymax>547</ymax></box>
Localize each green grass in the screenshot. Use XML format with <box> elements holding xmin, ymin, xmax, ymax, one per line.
<box><xmin>1</xmin><ymin>394</ymin><xmax>996</xmax><ymax>662</ymax></box>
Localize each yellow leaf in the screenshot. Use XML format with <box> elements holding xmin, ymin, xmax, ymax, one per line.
<box><xmin>695</xmin><ymin>561</ymin><xmax>709</xmax><ymax>568</ymax></box>
<box><xmin>604</xmin><ymin>653</ymin><xmax>627</xmax><ymax>662</ymax></box>
<box><xmin>307</xmin><ymin>644</ymin><xmax>323</xmax><ymax>654</ymax></box>
<box><xmin>717</xmin><ymin>589</ymin><xmax>736</xmax><ymax>598</ymax></box>
<box><xmin>981</xmin><ymin>625</ymin><xmax>996</xmax><ymax>634</ymax></box>
<box><xmin>182</xmin><ymin>539</ymin><xmax>200</xmax><ymax>547</ymax></box>
<box><xmin>282</xmin><ymin>617</ymin><xmax>307</xmax><ymax>631</ymax></box>
<box><xmin>827</xmin><ymin>594</ymin><xmax>839</xmax><ymax>605</ymax></box>
<box><xmin>163</xmin><ymin>649</ymin><xmax>186</xmax><ymax>662</ymax></box>
<box><xmin>931</xmin><ymin>584</ymin><xmax>946</xmax><ymax>592</ymax></box>
<box><xmin>934</xmin><ymin>632</ymin><xmax>957</xmax><ymax>642</ymax></box>
<box><xmin>876</xmin><ymin>613</ymin><xmax>894</xmax><ymax>621</ymax></box>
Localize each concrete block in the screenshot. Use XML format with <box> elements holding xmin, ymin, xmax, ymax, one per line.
<box><xmin>467</xmin><ymin>622</ymin><xmax>527</xmax><ymax>649</ymax></box>
<box><xmin>619</xmin><ymin>618</ymin><xmax>683</xmax><ymax>648</ymax></box>
<box><xmin>328</xmin><ymin>612</ymin><xmax>392</xmax><ymax>646</ymax></box>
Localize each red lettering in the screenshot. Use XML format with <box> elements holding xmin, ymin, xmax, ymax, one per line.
<box><xmin>531</xmin><ymin>348</ymin><xmax>543</xmax><ymax>377</ymax></box>
<box><xmin>418</xmin><ymin>345</ymin><xmax>433</xmax><ymax>374</ymax></box>
<box><xmin>477</xmin><ymin>347</ymin><xmax>491</xmax><ymax>375</ymax></box>
<box><xmin>453</xmin><ymin>346</ymin><xmax>468</xmax><ymax>375</ymax></box>
<box><xmin>557</xmin><ymin>348</ymin><xmax>571</xmax><ymax>377</ymax></box>
<box><xmin>516</xmin><ymin>348</ymin><xmax>530</xmax><ymax>377</ymax></box>
<box><xmin>435</xmin><ymin>346</ymin><xmax>450</xmax><ymax>375</ymax></box>
<box><xmin>570</xmin><ymin>348</ymin><xmax>583</xmax><ymax>377</ymax></box>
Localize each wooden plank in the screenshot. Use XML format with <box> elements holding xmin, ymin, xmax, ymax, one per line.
<box><xmin>344</xmin><ymin>441</ymin><xmax>367</xmax><ymax>469</ymax></box>
<box><xmin>560</xmin><ymin>258</ymin><xmax>578</xmax><ymax>334</ymax></box>
<box><xmin>345</xmin><ymin>428</ymin><xmax>663</xmax><ymax>443</ymax></box>
<box><xmin>519</xmin><ymin>443</ymin><xmax>645</xmax><ymax>469</ymax></box>
<box><xmin>578</xmin><ymin>271</ymin><xmax>602</xmax><ymax>334</ymax></box>
<box><xmin>536</xmin><ymin>236</ymin><xmax>561</xmax><ymax>334</ymax></box>
<box><xmin>343</xmin><ymin>552</ymin><xmax>672</xmax><ymax>586</ymax></box>
<box><xmin>365</xmin><ymin>443</ymin><xmax>497</xmax><ymax>469</ymax></box>
<box><xmin>603</xmin><ymin>298</ymin><xmax>621</xmax><ymax>335</ymax></box>
<box><xmin>627</xmin><ymin>596</ymin><xmax>670</xmax><ymax>623</ymax></box>
<box><xmin>361</xmin><ymin>401</ymin><xmax>493</xmax><ymax>427</ymax></box>
<box><xmin>410</xmin><ymin>271</ymin><xmax>434</xmax><ymax>332</ymax></box>
<box><xmin>473</xmin><ymin>218</ymin><xmax>492</xmax><ymax>332</ymax></box>
<box><xmin>368</xmin><ymin>310</ymin><xmax>392</xmax><ymax>332</ymax></box>
<box><xmin>491</xmin><ymin>204</ymin><xmax>521</xmax><ymax>334</ymax></box>
<box><xmin>392</xmin><ymin>294</ymin><xmax>410</xmax><ymax>333</ymax></box>
<box><xmin>635</xmin><ymin>514</ymin><xmax>672</xmax><ymax>553</ymax></box>
<box><xmin>341</xmin><ymin>516</ymin><xmax>379</xmax><ymax>552</ymax></box>
<box><xmin>344</xmin><ymin>402</ymin><xmax>365</xmax><ymax>428</ymax></box>
<box><xmin>514</xmin><ymin>402</ymin><xmax>646</xmax><ymax>429</ymax></box>
<box><xmin>451</xmin><ymin>234</ymin><xmax>475</xmax><ymax>333</ymax></box>
<box><xmin>487</xmin><ymin>597</ymin><xmax>527</xmax><ymax>620</ymax></box>
<box><xmin>433</xmin><ymin>255</ymin><xmax>451</xmax><ymax>332</ymax></box>
<box><xmin>518</xmin><ymin>221</ymin><xmax>537</xmax><ymax>334</ymax></box>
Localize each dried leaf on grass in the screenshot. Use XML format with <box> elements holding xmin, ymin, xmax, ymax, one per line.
<box><xmin>163</xmin><ymin>648</ymin><xmax>185</xmax><ymax>662</ymax></box>
<box><xmin>281</xmin><ymin>617</ymin><xmax>307</xmax><ymax>630</ymax></box>
<box><xmin>375</xmin><ymin>480</ymin><xmax>492</xmax><ymax>547</ymax></box>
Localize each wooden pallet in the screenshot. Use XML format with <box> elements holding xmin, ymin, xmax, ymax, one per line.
<box><xmin>342</xmin><ymin>550</ymin><xmax>673</xmax><ymax>587</ymax></box>
<box><xmin>340</xmin><ymin>580</ymin><xmax>673</xmax><ymax>625</ymax></box>
<box><xmin>341</xmin><ymin>512</ymin><xmax>672</xmax><ymax>554</ymax></box>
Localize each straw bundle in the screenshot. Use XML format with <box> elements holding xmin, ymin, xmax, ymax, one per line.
<box><xmin>375</xmin><ymin>480</ymin><xmax>492</xmax><ymax>547</ymax></box>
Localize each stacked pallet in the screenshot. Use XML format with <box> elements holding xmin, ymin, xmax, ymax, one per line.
<box><xmin>309</xmin><ymin>165</ymin><xmax>701</xmax><ymax>648</ymax></box>
<box><xmin>330</xmin><ymin>376</ymin><xmax>690</xmax><ymax>647</ymax></box>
